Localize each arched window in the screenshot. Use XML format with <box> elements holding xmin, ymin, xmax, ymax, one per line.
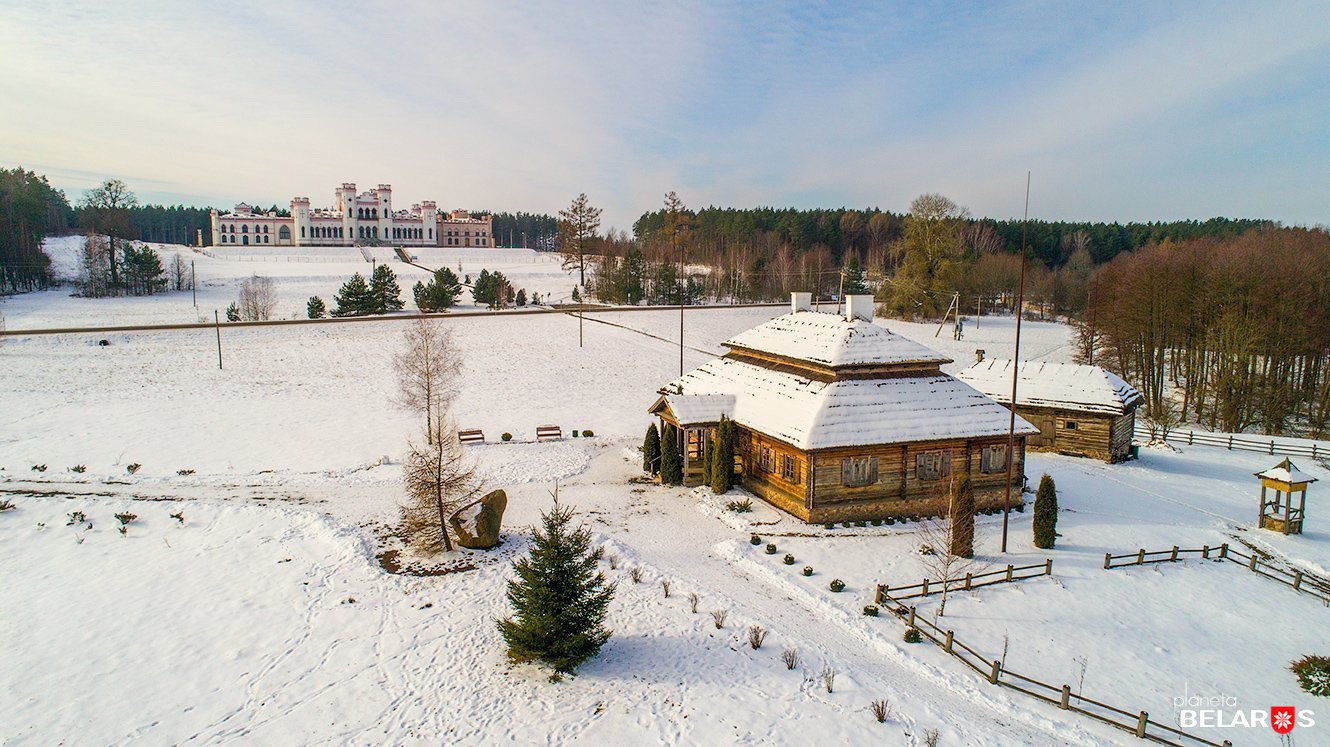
<box><xmin>262</xmin><ymin>225</ymin><xmax>269</xmax><ymax>233</ymax></box>
<box><xmin>264</xmin><ymin>235</ymin><xmax>270</xmax><ymax>243</ymax></box>
<box><xmin>279</xmin><ymin>226</ymin><xmax>290</xmax><ymax>241</ymax></box>
<box><xmin>241</xmin><ymin>225</ymin><xmax>248</xmax><ymax>233</ymax></box>
<box><xmin>301</xmin><ymin>226</ymin><xmax>306</xmax><ymax>238</ymax></box>
<box><xmin>242</xmin><ymin>235</ymin><xmax>249</xmax><ymax>245</ymax></box>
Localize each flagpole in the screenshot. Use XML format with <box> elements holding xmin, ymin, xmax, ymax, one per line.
<box><xmin>1001</xmin><ymin>171</ymin><xmax>1031</xmax><ymax>555</ymax></box>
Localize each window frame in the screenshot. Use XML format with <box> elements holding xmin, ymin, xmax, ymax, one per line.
<box><xmin>915</xmin><ymin>450</ymin><xmax>951</xmax><ymax>481</ymax></box>
<box><xmin>841</xmin><ymin>456</ymin><xmax>878</xmax><ymax>487</ymax></box>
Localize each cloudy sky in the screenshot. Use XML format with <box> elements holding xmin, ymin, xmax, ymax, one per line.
<box><xmin>2</xmin><ymin>1</ymin><xmax>1327</xmax><ymax>229</ymax></box>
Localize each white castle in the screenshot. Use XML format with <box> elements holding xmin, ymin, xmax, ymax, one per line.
<box><xmin>209</xmin><ymin>183</ymin><xmax>493</xmax><ymax>248</ymax></box>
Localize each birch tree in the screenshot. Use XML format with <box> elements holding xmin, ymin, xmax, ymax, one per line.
<box><xmin>393</xmin><ymin>318</ymin><xmax>461</xmax><ymax>445</ymax></box>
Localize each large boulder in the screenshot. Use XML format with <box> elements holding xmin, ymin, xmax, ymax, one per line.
<box><xmin>449</xmin><ymin>489</ymin><xmax>507</xmax><ymax>549</ymax></box>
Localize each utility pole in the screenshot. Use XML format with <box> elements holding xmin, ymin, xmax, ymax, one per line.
<box><xmin>191</xmin><ymin>260</ymin><xmax>196</xmax><ymax>308</ymax></box>
<box><xmin>679</xmin><ymin>237</ymin><xmax>685</xmax><ymax>376</ymax></box>
<box><xmin>214</xmin><ymin>309</ymin><xmax>223</xmax><ymax>370</ymax></box>
<box><xmin>1001</xmin><ymin>171</ymin><xmax>1031</xmax><ymax>555</ymax></box>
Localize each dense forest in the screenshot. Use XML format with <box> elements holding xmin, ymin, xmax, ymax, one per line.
<box><xmin>0</xmin><ymin>167</ymin><xmax>73</xmax><ymax>293</ymax></box>
<box><xmin>482</xmin><ymin>211</ymin><xmax>559</xmax><ymax>250</ymax></box>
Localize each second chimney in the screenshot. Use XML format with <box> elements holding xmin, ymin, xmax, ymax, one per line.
<box><xmin>845</xmin><ymin>294</ymin><xmax>874</xmax><ymax>322</ymax></box>
<box><xmin>791</xmin><ymin>292</ymin><xmax>812</xmax><ymax>314</ymax></box>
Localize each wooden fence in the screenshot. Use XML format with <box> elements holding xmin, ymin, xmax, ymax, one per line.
<box><xmin>1134</xmin><ymin>424</ymin><xmax>1328</xmax><ymax>460</ymax></box>
<box><xmin>875</xmin><ymin>560</ymin><xmax>1052</xmax><ymax>603</ymax></box>
<box><xmin>879</xmin><ymin>593</ymin><xmax>1230</xmax><ymax>746</ymax></box>
<box><xmin>1104</xmin><ymin>543</ymin><xmax>1330</xmax><ymax>605</ymax></box>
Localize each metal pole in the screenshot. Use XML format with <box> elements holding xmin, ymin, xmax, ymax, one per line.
<box><xmin>1001</xmin><ymin>171</ymin><xmax>1031</xmax><ymax>554</ymax></box>
<box><xmin>191</xmin><ymin>260</ymin><xmax>196</xmax><ymax>308</ymax></box>
<box><xmin>214</xmin><ymin>309</ymin><xmax>223</xmax><ymax>370</ymax></box>
<box><xmin>679</xmin><ymin>237</ymin><xmax>685</xmax><ymax>376</ymax></box>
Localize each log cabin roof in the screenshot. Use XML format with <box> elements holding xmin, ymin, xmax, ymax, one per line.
<box><xmin>956</xmin><ymin>359</ymin><xmax>1144</xmax><ymax>416</ymax></box>
<box><xmin>722</xmin><ymin>311</ymin><xmax>952</xmax><ymax>370</ymax></box>
<box><xmin>1255</xmin><ymin>458</ymin><xmax>1317</xmax><ymax>486</ymax></box>
<box><xmin>657</xmin><ymin>356</ymin><xmax>1036</xmax><ymax>451</ymax></box>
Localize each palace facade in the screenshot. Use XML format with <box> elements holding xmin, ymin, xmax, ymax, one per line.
<box><xmin>209</xmin><ymin>183</ymin><xmax>493</xmax><ymax>248</ymax></box>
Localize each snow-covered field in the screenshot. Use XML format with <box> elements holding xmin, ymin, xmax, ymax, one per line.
<box><xmin>3</xmin><ymin>256</ymin><xmax>1327</xmax><ymax>745</ymax></box>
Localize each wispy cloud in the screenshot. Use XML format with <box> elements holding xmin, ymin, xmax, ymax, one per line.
<box><xmin>1</xmin><ymin>0</ymin><xmax>1326</xmax><ymax>226</ymax></box>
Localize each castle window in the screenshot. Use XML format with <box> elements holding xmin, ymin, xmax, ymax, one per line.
<box><xmin>915</xmin><ymin>451</ymin><xmax>951</xmax><ymax>481</ymax></box>
<box><xmin>980</xmin><ymin>445</ymin><xmax>1008</xmax><ymax>474</ymax></box>
<box><xmin>300</xmin><ymin>226</ymin><xmax>305</xmax><ymax>238</ymax></box>
<box><xmin>241</xmin><ymin>225</ymin><xmax>248</xmax><ymax>233</ymax></box>
<box><xmin>841</xmin><ymin>456</ymin><xmax>878</xmax><ymax>487</ymax></box>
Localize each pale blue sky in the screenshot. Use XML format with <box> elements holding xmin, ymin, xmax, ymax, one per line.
<box><xmin>2</xmin><ymin>1</ymin><xmax>1327</xmax><ymax>228</ymax></box>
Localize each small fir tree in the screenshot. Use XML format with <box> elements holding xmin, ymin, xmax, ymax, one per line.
<box><xmin>225</xmin><ymin>301</ymin><xmax>240</xmax><ymax>322</ymax></box>
<box><xmin>841</xmin><ymin>255</ymin><xmax>869</xmax><ymax>296</ymax></box>
<box><xmin>332</xmin><ymin>272</ymin><xmax>373</xmax><ymax>317</ymax></box>
<box><xmin>1033</xmin><ymin>474</ymin><xmax>1058</xmax><ymax>549</ymax></box>
<box><xmin>497</xmin><ymin>495</ymin><xmax>614</xmax><ymax>678</ymax></box>
<box><xmin>413</xmin><ymin>267</ymin><xmax>463</xmax><ymax>312</ymax></box>
<box><xmin>659</xmin><ymin>423</ymin><xmax>683</xmax><ymax>485</ymax></box>
<box><xmin>307</xmin><ymin>295</ymin><xmax>326</xmax><ymax>319</ymax></box>
<box><xmin>571</xmin><ymin>286</ymin><xmax>581</xmax><ymax>302</ymax></box>
<box><xmin>709</xmin><ymin>416</ymin><xmax>735</xmax><ymax>494</ymax></box>
<box><xmin>369</xmin><ymin>264</ymin><xmax>405</xmax><ymax>313</ymax></box>
<box><xmin>948</xmin><ymin>472</ymin><xmax>975</xmax><ymax>558</ymax></box>
<box><xmin>642</xmin><ymin>423</ymin><xmax>661</xmax><ymax>475</ymax></box>
<box><xmin>516</xmin><ymin>288</ymin><xmax>527</xmax><ymax>307</ymax></box>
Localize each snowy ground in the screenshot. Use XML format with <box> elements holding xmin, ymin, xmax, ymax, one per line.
<box><xmin>3</xmin><ymin>284</ymin><xmax>1327</xmax><ymax>744</ymax></box>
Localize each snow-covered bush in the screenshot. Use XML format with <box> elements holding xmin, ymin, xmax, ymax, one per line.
<box><xmin>749</xmin><ymin>534</ymin><xmax>762</xmax><ymax>545</ymax></box>
<box><xmin>782</xmin><ymin>648</ymin><xmax>799</xmax><ymax>670</ymax></box>
<box><xmin>66</xmin><ymin>511</ymin><xmax>86</xmax><ymax>526</ymax></box>
<box><xmin>904</xmin><ymin>627</ymin><xmax>922</xmax><ymax>643</ymax></box>
<box><xmin>829</xmin><ymin>579</ymin><xmax>845</xmax><ymax>592</ymax></box>
<box><xmin>629</xmin><ymin>567</ymin><xmax>643</xmax><ymax>584</ymax></box>
<box><xmin>870</xmin><ymin>699</ymin><xmax>892</xmax><ymax>723</ymax></box>
<box><xmin>802</xmin><ymin>566</ymin><xmax>813</xmax><ymax>576</ymax></box>
<box><xmin>501</xmin><ymin>433</ymin><xmax>512</xmax><ymax>442</ymax></box>
<box><xmin>863</xmin><ymin>605</ymin><xmax>879</xmax><ymax>617</ymax></box>
<box><xmin>727</xmin><ymin>498</ymin><xmax>752</xmax><ymax>513</ymax></box>
<box><xmin>660</xmin><ymin>579</ymin><xmax>671</xmax><ymax>598</ymax></box>
<box><xmin>126</xmin><ymin>463</ymin><xmax>141</xmax><ymax>474</ymax></box>
<box><xmin>69</xmin><ymin>464</ymin><xmax>86</xmax><ymax>473</ymax></box>
<box><xmin>711</xmin><ymin>609</ymin><xmax>727</xmax><ymax>629</ymax></box>
<box><xmin>688</xmin><ymin>593</ymin><xmax>699</xmax><ymax>613</ymax></box>
<box><xmin>821</xmin><ymin>666</ymin><xmax>837</xmax><ymax>693</ymax></box>
<box><xmin>0</xmin><ymin>499</ymin><xmax>14</xmax><ymax>512</ymax></box>
<box><xmin>764</xmin><ymin>543</ymin><xmax>777</xmax><ymax>555</ymax></box>
<box><xmin>783</xmin><ymin>554</ymin><xmax>795</xmax><ymax>565</ymax></box>
<box><xmin>747</xmin><ymin>625</ymin><xmax>767</xmax><ymax>649</ymax></box>
<box><xmin>31</xmin><ymin>464</ymin><xmax>46</xmax><ymax>472</ymax></box>
<box><xmin>1291</xmin><ymin>655</ymin><xmax>1330</xmax><ymax>696</ymax></box>
<box><xmin>177</xmin><ymin>469</ymin><xmax>194</xmax><ymax>476</ymax></box>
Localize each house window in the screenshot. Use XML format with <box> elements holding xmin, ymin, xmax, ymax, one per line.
<box><xmin>915</xmin><ymin>451</ymin><xmax>951</xmax><ymax>481</ymax></box>
<box><xmin>980</xmin><ymin>445</ymin><xmax>1008</xmax><ymax>474</ymax></box>
<box><xmin>759</xmin><ymin>445</ymin><xmax>775</xmax><ymax>473</ymax></box>
<box><xmin>781</xmin><ymin>454</ymin><xmax>801</xmax><ymax>484</ymax></box>
<box><xmin>841</xmin><ymin>456</ymin><xmax>878</xmax><ymax>487</ymax></box>
<box><xmin>1064</xmin><ymin>420</ymin><xmax>1078</xmax><ymax>430</ymax></box>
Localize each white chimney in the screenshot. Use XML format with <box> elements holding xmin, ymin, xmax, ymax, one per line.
<box><xmin>791</xmin><ymin>292</ymin><xmax>812</xmax><ymax>314</ymax></box>
<box><xmin>845</xmin><ymin>294</ymin><xmax>874</xmax><ymax>322</ymax></box>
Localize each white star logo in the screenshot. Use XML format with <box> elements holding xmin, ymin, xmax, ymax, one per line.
<box><xmin>1273</xmin><ymin>710</ymin><xmax>1294</xmax><ymax>730</ymax></box>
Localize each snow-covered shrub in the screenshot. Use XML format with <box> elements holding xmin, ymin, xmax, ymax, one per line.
<box><xmin>114</xmin><ymin>512</ymin><xmax>137</xmax><ymax>526</ymax></box>
<box><xmin>126</xmin><ymin>463</ymin><xmax>141</xmax><ymax>475</ymax></box>
<box><xmin>177</xmin><ymin>469</ymin><xmax>194</xmax><ymax>476</ymax></box>
<box><xmin>747</xmin><ymin>625</ymin><xmax>767</xmax><ymax>649</ymax></box>
<box><xmin>501</xmin><ymin>433</ymin><xmax>513</xmax><ymax>442</ymax></box>
<box><xmin>660</xmin><ymin>579</ymin><xmax>671</xmax><ymax>598</ymax></box>
<box><xmin>606</xmin><ymin>554</ymin><xmax>618</xmax><ymax>569</ymax></box>
<box><xmin>66</xmin><ymin>511</ymin><xmax>86</xmax><ymax>526</ymax></box>
<box><xmin>629</xmin><ymin>567</ymin><xmax>643</xmax><ymax>584</ymax></box>
<box><xmin>801</xmin><ymin>566</ymin><xmax>813</xmax><ymax>576</ymax></box>
<box><xmin>764</xmin><ymin>543</ymin><xmax>777</xmax><ymax>555</ymax></box>
<box><xmin>169</xmin><ymin>511</ymin><xmax>184</xmax><ymax>524</ymax></box>
<box><xmin>904</xmin><ymin>627</ymin><xmax>922</xmax><ymax>643</ymax></box>
<box><xmin>0</xmin><ymin>499</ymin><xmax>14</xmax><ymax>512</ymax></box>
<box><xmin>783</xmin><ymin>554</ymin><xmax>795</xmax><ymax>565</ymax></box>
<box><xmin>711</xmin><ymin>609</ymin><xmax>728</xmax><ymax>629</ymax></box>
<box><xmin>885</xmin><ymin>517</ymin><xmax>896</xmax><ymax>525</ymax></box>
<box><xmin>821</xmin><ymin>666</ymin><xmax>837</xmax><ymax>693</ymax></box>
<box><xmin>1291</xmin><ymin>655</ymin><xmax>1330</xmax><ymax>696</ymax></box>
<box><xmin>829</xmin><ymin>579</ymin><xmax>845</xmax><ymax>592</ymax></box>
<box><xmin>922</xmin><ymin>728</ymin><xmax>940</xmax><ymax>747</ymax></box>
<box><xmin>871</xmin><ymin>519</ymin><xmax>882</xmax><ymax>526</ymax></box>
<box><xmin>918</xmin><ymin>544</ymin><xmax>936</xmax><ymax>556</ymax></box>
<box><xmin>582</xmin><ymin>430</ymin><xmax>593</xmax><ymax>438</ymax></box>
<box><xmin>870</xmin><ymin>699</ymin><xmax>892</xmax><ymax>723</ymax></box>
<box><xmin>727</xmin><ymin>499</ymin><xmax>753</xmax><ymax>513</ymax></box>
<box><xmin>749</xmin><ymin>534</ymin><xmax>762</xmax><ymax>545</ymax></box>
<box><xmin>823</xmin><ymin>522</ymin><xmax>835</xmax><ymax>529</ymax></box>
<box><xmin>782</xmin><ymin>648</ymin><xmax>799</xmax><ymax>670</ymax></box>
<box><xmin>863</xmin><ymin>605</ymin><xmax>879</xmax><ymax>617</ymax></box>
<box><xmin>69</xmin><ymin>465</ymin><xmax>86</xmax><ymax>473</ymax></box>
<box><xmin>31</xmin><ymin>464</ymin><xmax>46</xmax><ymax>472</ymax></box>
<box><xmin>688</xmin><ymin>592</ymin><xmax>699</xmax><ymax>613</ymax></box>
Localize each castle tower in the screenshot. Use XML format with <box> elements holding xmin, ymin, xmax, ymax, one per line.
<box><xmin>420</xmin><ymin>200</ymin><xmax>438</xmax><ymax>245</ymax></box>
<box><xmin>376</xmin><ymin>184</ymin><xmax>393</xmax><ymax>242</ymax></box>
<box><xmin>291</xmin><ymin>197</ymin><xmax>311</xmax><ymax>246</ymax></box>
<box><xmin>209</xmin><ymin>208</ymin><xmax>221</xmax><ymax>246</ymax></box>
<box><xmin>339</xmin><ymin>183</ymin><xmax>356</xmax><ymax>243</ymax></box>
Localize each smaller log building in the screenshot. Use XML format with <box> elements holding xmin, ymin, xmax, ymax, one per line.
<box><xmin>649</xmin><ymin>294</ymin><xmax>1037</xmax><ymax>523</ymax></box>
<box><xmin>956</xmin><ymin>358</ymin><xmax>1143</xmax><ymax>463</ymax></box>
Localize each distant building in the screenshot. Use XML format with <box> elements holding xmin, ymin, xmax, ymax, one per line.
<box><xmin>957</xmin><ymin>358</ymin><xmax>1143</xmax><ymax>463</ymax></box>
<box><xmin>648</xmin><ymin>293</ymin><xmax>1037</xmax><ymax>523</ymax></box>
<box><xmin>209</xmin><ymin>183</ymin><xmax>492</xmax><ymax>248</ymax></box>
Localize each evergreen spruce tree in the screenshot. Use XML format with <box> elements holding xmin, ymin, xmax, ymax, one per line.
<box><xmin>659</xmin><ymin>423</ymin><xmax>682</xmax><ymax>485</ymax></box>
<box><xmin>1033</xmin><ymin>474</ymin><xmax>1058</xmax><ymax>549</ymax></box>
<box><xmin>842</xmin><ymin>255</ymin><xmax>869</xmax><ymax>295</ymax></box>
<box><xmin>642</xmin><ymin>423</ymin><xmax>661</xmax><ymax>474</ymax></box>
<box><xmin>307</xmin><ymin>296</ymin><xmax>326</xmax><ymax>319</ymax></box>
<box><xmin>225</xmin><ymin>301</ymin><xmax>240</xmax><ymax>322</ymax></box>
<box><xmin>332</xmin><ymin>272</ymin><xmax>373</xmax><ymax>317</ymax></box>
<box><xmin>516</xmin><ymin>288</ymin><xmax>527</xmax><ymax>306</ymax></box>
<box><xmin>571</xmin><ymin>285</ymin><xmax>581</xmax><ymax>303</ymax></box>
<box><xmin>709</xmin><ymin>416</ymin><xmax>735</xmax><ymax>494</ymax></box>
<box><xmin>497</xmin><ymin>497</ymin><xmax>614</xmax><ymax>678</ymax></box>
<box><xmin>413</xmin><ymin>267</ymin><xmax>463</xmax><ymax>312</ymax></box>
<box><xmin>948</xmin><ymin>472</ymin><xmax>975</xmax><ymax>558</ymax></box>
<box><xmin>369</xmin><ymin>264</ymin><xmax>404</xmax><ymax>313</ymax></box>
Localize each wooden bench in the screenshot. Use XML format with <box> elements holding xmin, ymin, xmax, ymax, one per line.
<box><xmin>458</xmin><ymin>429</ymin><xmax>485</xmax><ymax>444</ymax></box>
<box><xmin>535</xmin><ymin>425</ymin><xmax>562</xmax><ymax>442</ymax></box>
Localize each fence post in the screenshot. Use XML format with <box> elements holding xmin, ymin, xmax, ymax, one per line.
<box><xmin>1188</xmin><ymin>431</ymin><xmax>1194</xmax><ymax>446</ymax></box>
<box><xmin>1104</xmin><ymin>552</ymin><xmax>1112</xmax><ymax>569</ymax></box>
<box><xmin>1270</xmin><ymin>440</ymin><xmax>1275</xmax><ymax>455</ymax></box>
<box><xmin>1202</xmin><ymin>544</ymin><xmax>1210</xmax><ymax>559</ymax></box>
<box><xmin>944</xmin><ymin>630</ymin><xmax>954</xmax><ymax>653</ymax></box>
<box><xmin>1220</xmin><ymin>543</ymin><xmax>1229</xmax><ymax>560</ymax></box>
<box><xmin>1045</xmin><ymin>558</ymin><xmax>1053</xmax><ymax>576</ymax></box>
<box><xmin>1170</xmin><ymin>546</ymin><xmax>1178</xmax><ymax>562</ymax></box>
<box><xmin>922</xmin><ymin>579</ymin><xmax>929</xmax><ymax>596</ymax></box>
<box><xmin>1295</xmin><ymin>571</ymin><xmax>1303</xmax><ymax>591</ymax></box>
<box><xmin>989</xmin><ymin>659</ymin><xmax>1001</xmax><ymax>685</ymax></box>
<box><xmin>1314</xmin><ymin>444</ymin><xmax>1319</xmax><ymax>460</ymax></box>
<box><xmin>908</xmin><ymin>606</ymin><xmax>916</xmax><ymax>628</ymax></box>
<box><xmin>1135</xmin><ymin>711</ymin><xmax>1149</xmax><ymax>737</ymax></box>
<box><xmin>964</xmin><ymin>573</ymin><xmax>972</xmax><ymax>590</ymax></box>
<box><xmin>1228</xmin><ymin>435</ymin><xmax>1233</xmax><ymax>450</ymax></box>
<box><xmin>1059</xmin><ymin>684</ymin><xmax>1071</xmax><ymax>710</ymax></box>
<box><xmin>1249</xmin><ymin>554</ymin><xmax>1258</xmax><ymax>572</ymax></box>
<box><xmin>1006</xmin><ymin>564</ymin><xmax>1014</xmax><ymax>582</ymax></box>
<box><xmin>1137</xmin><ymin>548</ymin><xmax>1145</xmax><ymax>565</ymax></box>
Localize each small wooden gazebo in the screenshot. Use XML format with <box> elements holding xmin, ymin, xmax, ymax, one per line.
<box><xmin>1255</xmin><ymin>458</ymin><xmax>1316</xmax><ymax>535</ymax></box>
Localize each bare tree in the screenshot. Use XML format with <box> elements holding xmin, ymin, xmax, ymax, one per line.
<box><xmin>401</xmin><ymin>415</ymin><xmax>482</xmax><ymax>553</ymax></box>
<box><xmin>79</xmin><ymin>179</ymin><xmax>137</xmax><ymax>290</ymax></box>
<box><xmin>393</xmin><ymin>318</ymin><xmax>461</xmax><ymax>445</ymax></box>
<box><xmin>237</xmin><ymin>274</ymin><xmax>277</xmax><ymax>321</ymax></box>
<box><xmin>558</xmin><ymin>193</ymin><xmax>602</xmax><ymax>287</ymax></box>
<box><xmin>915</xmin><ymin>496</ymin><xmax>986</xmax><ymax>617</ymax></box>
<box><xmin>78</xmin><ymin>232</ymin><xmax>112</xmax><ymax>297</ymax></box>
<box><xmin>171</xmin><ymin>254</ymin><xmax>189</xmax><ymax>292</ymax></box>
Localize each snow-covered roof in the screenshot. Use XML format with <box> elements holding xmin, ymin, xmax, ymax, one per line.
<box><xmin>659</xmin><ymin>357</ymin><xmax>1036</xmax><ymax>451</ymax></box>
<box><xmin>658</xmin><ymin>394</ymin><xmax>737</xmax><ymax>426</ymax></box>
<box><xmin>956</xmin><ymin>359</ymin><xmax>1143</xmax><ymax>415</ymax></box>
<box><xmin>723</xmin><ymin>311</ymin><xmax>952</xmax><ymax>369</ymax></box>
<box><xmin>1256</xmin><ymin>458</ymin><xmax>1318</xmax><ymax>485</ymax></box>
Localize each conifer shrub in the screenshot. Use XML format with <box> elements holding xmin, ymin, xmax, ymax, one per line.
<box><xmin>70</xmin><ymin>465</ymin><xmax>86</xmax><ymax>473</ymax></box>
<box><xmin>824</xmin><ymin>522</ymin><xmax>835</xmax><ymax>529</ymax></box>
<box><xmin>126</xmin><ymin>463</ymin><xmax>141</xmax><ymax>474</ymax></box>
<box><xmin>854</xmin><ymin>520</ymin><xmax>866</xmax><ymax>527</ymax></box>
<box><xmin>1291</xmin><ymin>655</ymin><xmax>1330</xmax><ymax>696</ymax></box>
<box><xmin>904</xmin><ymin>627</ymin><xmax>922</xmax><ymax>643</ymax></box>
<box><xmin>1033</xmin><ymin>474</ymin><xmax>1058</xmax><ymax>549</ymax></box>
<box><xmin>0</xmin><ymin>499</ymin><xmax>14</xmax><ymax>512</ymax></box>
<box><xmin>66</xmin><ymin>511</ymin><xmax>86</xmax><ymax>525</ymax></box>
<box><xmin>863</xmin><ymin>605</ymin><xmax>879</xmax><ymax>617</ymax></box>
<box><xmin>306</xmin><ymin>295</ymin><xmax>326</xmax><ymax>319</ymax></box>
<box><xmin>641</xmin><ymin>424</ymin><xmax>661</xmax><ymax>475</ymax></box>
<box><xmin>841</xmin><ymin>521</ymin><xmax>852</xmax><ymax>528</ymax></box>
<box><xmin>582</xmin><ymin>430</ymin><xmax>593</xmax><ymax>437</ymax></box>
<box><xmin>783</xmin><ymin>554</ymin><xmax>795</xmax><ymax>565</ymax></box>
<box><xmin>801</xmin><ymin>566</ymin><xmax>813</xmax><ymax>576</ymax></box>
<box><xmin>659</xmin><ymin>424</ymin><xmax>683</xmax><ymax>485</ymax></box>
<box><xmin>497</xmin><ymin>501</ymin><xmax>614</xmax><ymax>678</ymax></box>
<box><xmin>571</xmin><ymin>430</ymin><xmax>579</xmax><ymax>438</ymax></box>
<box><xmin>885</xmin><ymin>517</ymin><xmax>896</xmax><ymax>525</ymax></box>
<box><xmin>708</xmin><ymin>416</ymin><xmax>735</xmax><ymax>494</ymax></box>
<box><xmin>764</xmin><ymin>543</ymin><xmax>777</xmax><ymax>555</ymax></box>
<box><xmin>501</xmin><ymin>433</ymin><xmax>513</xmax><ymax>442</ymax></box>
<box><xmin>829</xmin><ymin>579</ymin><xmax>845</xmax><ymax>592</ymax></box>
<box><xmin>225</xmin><ymin>302</ymin><xmax>240</xmax><ymax>321</ymax></box>
<box><xmin>749</xmin><ymin>534</ymin><xmax>762</xmax><ymax>545</ymax></box>
<box><xmin>31</xmin><ymin>464</ymin><xmax>46</xmax><ymax>472</ymax></box>
<box><xmin>726</xmin><ymin>498</ymin><xmax>752</xmax><ymax>513</ymax></box>
<box><xmin>870</xmin><ymin>519</ymin><xmax>882</xmax><ymax>526</ymax></box>
<box><xmin>949</xmin><ymin>472</ymin><xmax>975</xmax><ymax>559</ymax></box>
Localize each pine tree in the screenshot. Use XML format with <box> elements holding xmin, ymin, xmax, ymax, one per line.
<box><xmin>571</xmin><ymin>285</ymin><xmax>581</xmax><ymax>303</ymax></box>
<box><xmin>332</xmin><ymin>272</ymin><xmax>373</xmax><ymax>317</ymax></box>
<box><xmin>642</xmin><ymin>423</ymin><xmax>661</xmax><ymax>475</ymax></box>
<box><xmin>842</xmin><ymin>255</ymin><xmax>869</xmax><ymax>295</ymax></box>
<box><xmin>307</xmin><ymin>296</ymin><xmax>326</xmax><ymax>319</ymax></box>
<box><xmin>370</xmin><ymin>264</ymin><xmax>404</xmax><ymax>313</ymax></box>
<box><xmin>225</xmin><ymin>301</ymin><xmax>240</xmax><ymax>322</ymax></box>
<box><xmin>414</xmin><ymin>267</ymin><xmax>463</xmax><ymax>312</ymax></box>
<box><xmin>948</xmin><ymin>472</ymin><xmax>975</xmax><ymax>558</ymax></box>
<box><xmin>709</xmin><ymin>416</ymin><xmax>734</xmax><ymax>494</ymax></box>
<box><xmin>1033</xmin><ymin>474</ymin><xmax>1058</xmax><ymax>549</ymax></box>
<box><xmin>515</xmin><ymin>288</ymin><xmax>527</xmax><ymax>307</ymax></box>
<box><xmin>659</xmin><ymin>423</ymin><xmax>682</xmax><ymax>485</ymax></box>
<box><xmin>497</xmin><ymin>496</ymin><xmax>614</xmax><ymax>678</ymax></box>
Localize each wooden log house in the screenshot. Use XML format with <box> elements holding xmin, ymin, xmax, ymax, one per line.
<box><xmin>648</xmin><ymin>293</ymin><xmax>1038</xmax><ymax>523</ymax></box>
<box><xmin>956</xmin><ymin>358</ymin><xmax>1143</xmax><ymax>463</ymax></box>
